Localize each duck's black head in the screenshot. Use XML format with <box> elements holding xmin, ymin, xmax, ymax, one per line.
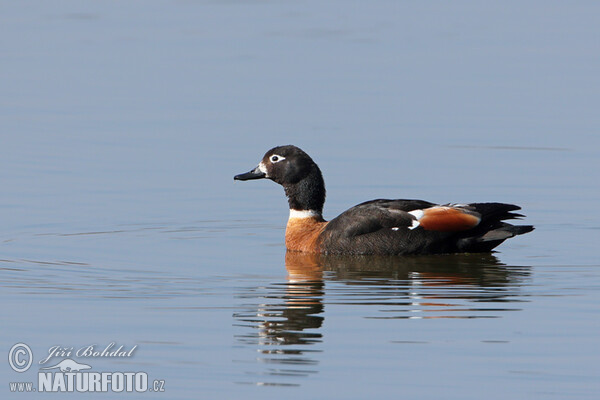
<box><xmin>234</xmin><ymin>145</ymin><xmax>326</xmax><ymax>214</ymax></box>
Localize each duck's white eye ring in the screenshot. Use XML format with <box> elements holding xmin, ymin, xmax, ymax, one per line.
<box><xmin>270</xmin><ymin>155</ymin><xmax>285</xmax><ymax>163</ymax></box>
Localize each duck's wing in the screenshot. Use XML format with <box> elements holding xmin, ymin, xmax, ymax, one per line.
<box><xmin>323</xmin><ymin>199</ymin><xmax>437</xmax><ymax>237</ymax></box>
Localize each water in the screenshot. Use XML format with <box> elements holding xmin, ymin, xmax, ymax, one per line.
<box><xmin>1</xmin><ymin>1</ymin><xmax>599</xmax><ymax>399</ymax></box>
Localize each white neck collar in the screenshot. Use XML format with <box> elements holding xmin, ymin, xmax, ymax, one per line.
<box><xmin>289</xmin><ymin>209</ymin><xmax>322</xmax><ymax>219</ymax></box>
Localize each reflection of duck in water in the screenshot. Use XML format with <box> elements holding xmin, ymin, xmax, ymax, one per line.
<box><xmin>240</xmin><ymin>252</ymin><xmax>530</xmax><ymax>346</ymax></box>
<box><xmin>240</xmin><ymin>253</ymin><xmax>529</xmax><ymax>346</ymax></box>
<box><xmin>286</xmin><ymin>251</ymin><xmax>530</xmax><ymax>312</ymax></box>
<box><xmin>287</xmin><ymin>251</ymin><xmax>529</xmax><ymax>285</ymax></box>
<box><xmin>235</xmin><ymin>255</ymin><xmax>324</xmax><ymax>349</ymax></box>
<box><xmin>235</xmin><ymin>145</ymin><xmax>533</xmax><ymax>255</ymax></box>
<box><xmin>235</xmin><ymin>252</ymin><xmax>530</xmax><ymax>385</ymax></box>
<box><xmin>233</xmin><ymin>253</ymin><xmax>325</xmax><ymax>384</ymax></box>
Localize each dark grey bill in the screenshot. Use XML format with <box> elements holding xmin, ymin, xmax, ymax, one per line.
<box><xmin>234</xmin><ymin>166</ymin><xmax>266</xmax><ymax>181</ymax></box>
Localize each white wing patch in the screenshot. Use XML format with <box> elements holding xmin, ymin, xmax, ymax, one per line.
<box><xmin>408</xmin><ymin>210</ymin><xmax>424</xmax><ymax>219</ymax></box>
<box><xmin>408</xmin><ymin>209</ymin><xmax>424</xmax><ymax>230</ymax></box>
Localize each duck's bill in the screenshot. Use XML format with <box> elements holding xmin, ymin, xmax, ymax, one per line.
<box><xmin>234</xmin><ymin>166</ymin><xmax>266</xmax><ymax>181</ymax></box>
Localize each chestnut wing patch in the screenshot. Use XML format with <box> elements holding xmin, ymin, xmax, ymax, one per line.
<box><xmin>413</xmin><ymin>206</ymin><xmax>481</xmax><ymax>232</ymax></box>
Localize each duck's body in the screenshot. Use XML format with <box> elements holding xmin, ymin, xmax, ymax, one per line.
<box><xmin>234</xmin><ymin>145</ymin><xmax>533</xmax><ymax>255</ymax></box>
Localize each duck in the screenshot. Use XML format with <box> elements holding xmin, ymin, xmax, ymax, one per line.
<box><xmin>234</xmin><ymin>145</ymin><xmax>533</xmax><ymax>255</ymax></box>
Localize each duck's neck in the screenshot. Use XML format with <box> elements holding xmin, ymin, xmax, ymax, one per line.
<box><xmin>283</xmin><ymin>168</ymin><xmax>326</xmax><ymax>220</ymax></box>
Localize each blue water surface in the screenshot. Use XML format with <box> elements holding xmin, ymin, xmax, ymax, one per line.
<box><xmin>1</xmin><ymin>1</ymin><xmax>599</xmax><ymax>399</ymax></box>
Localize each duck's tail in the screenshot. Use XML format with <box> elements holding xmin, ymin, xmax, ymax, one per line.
<box><xmin>457</xmin><ymin>203</ymin><xmax>534</xmax><ymax>252</ymax></box>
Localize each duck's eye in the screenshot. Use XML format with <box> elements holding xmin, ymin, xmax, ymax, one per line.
<box><xmin>270</xmin><ymin>155</ymin><xmax>285</xmax><ymax>163</ymax></box>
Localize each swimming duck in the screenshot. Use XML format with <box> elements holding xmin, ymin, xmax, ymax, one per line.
<box><xmin>234</xmin><ymin>145</ymin><xmax>533</xmax><ymax>255</ymax></box>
